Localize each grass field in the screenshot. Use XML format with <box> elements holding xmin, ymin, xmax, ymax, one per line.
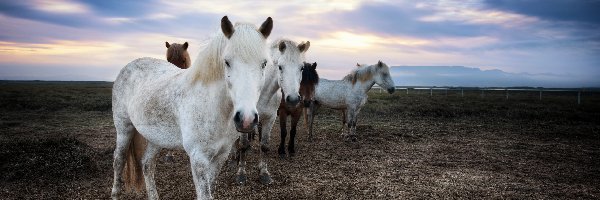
<box><xmin>1</xmin><ymin>81</ymin><xmax>599</xmax><ymax>199</ymax></box>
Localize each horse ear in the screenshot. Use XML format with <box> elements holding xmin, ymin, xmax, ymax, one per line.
<box><xmin>378</xmin><ymin>60</ymin><xmax>383</xmax><ymax>67</ymax></box>
<box><xmin>298</xmin><ymin>41</ymin><xmax>310</xmax><ymax>53</ymax></box>
<box><xmin>165</xmin><ymin>42</ymin><xmax>170</xmax><ymax>48</ymax></box>
<box><xmin>278</xmin><ymin>41</ymin><xmax>286</xmax><ymax>53</ymax></box>
<box><xmin>312</xmin><ymin>62</ymin><xmax>317</xmax><ymax>69</ymax></box>
<box><xmin>183</xmin><ymin>42</ymin><xmax>189</xmax><ymax>50</ymax></box>
<box><xmin>259</xmin><ymin>17</ymin><xmax>273</xmax><ymax>38</ymax></box>
<box><xmin>356</xmin><ymin>63</ymin><xmax>360</xmax><ymax>67</ymax></box>
<box><xmin>221</xmin><ymin>16</ymin><xmax>234</xmax><ymax>39</ymax></box>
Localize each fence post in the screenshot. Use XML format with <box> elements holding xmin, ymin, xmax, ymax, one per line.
<box><xmin>578</xmin><ymin>91</ymin><xmax>581</xmax><ymax>105</ymax></box>
<box><xmin>461</xmin><ymin>88</ymin><xmax>464</xmax><ymax>97</ymax></box>
<box><xmin>379</xmin><ymin>87</ymin><xmax>382</xmax><ymax>93</ymax></box>
<box><xmin>430</xmin><ymin>88</ymin><xmax>432</xmax><ymax>96</ymax></box>
<box><xmin>406</xmin><ymin>88</ymin><xmax>409</xmax><ymax>95</ymax></box>
<box><xmin>539</xmin><ymin>90</ymin><xmax>542</xmax><ymax>100</ymax></box>
<box><xmin>445</xmin><ymin>88</ymin><xmax>448</xmax><ymax>96</ymax></box>
<box><xmin>481</xmin><ymin>89</ymin><xmax>484</xmax><ymax>98</ymax></box>
<box><xmin>506</xmin><ymin>89</ymin><xmax>509</xmax><ymax>100</ymax></box>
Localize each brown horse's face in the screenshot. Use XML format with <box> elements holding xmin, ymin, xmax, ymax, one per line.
<box><xmin>299</xmin><ymin>62</ymin><xmax>319</xmax><ymax>107</ymax></box>
<box><xmin>166</xmin><ymin>42</ymin><xmax>191</xmax><ymax>69</ymax></box>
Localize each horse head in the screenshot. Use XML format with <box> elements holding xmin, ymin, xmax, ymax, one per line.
<box><xmin>271</xmin><ymin>40</ymin><xmax>310</xmax><ymax>108</ymax></box>
<box><xmin>300</xmin><ymin>62</ymin><xmax>319</xmax><ymax>107</ymax></box>
<box><xmin>165</xmin><ymin>41</ymin><xmax>191</xmax><ymax>69</ymax></box>
<box><xmin>372</xmin><ymin>61</ymin><xmax>395</xmax><ymax>94</ymax></box>
<box><xmin>221</xmin><ymin>16</ymin><xmax>273</xmax><ymax>133</ymax></box>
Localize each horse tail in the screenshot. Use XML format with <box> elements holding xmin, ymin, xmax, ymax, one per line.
<box><xmin>123</xmin><ymin>128</ymin><xmax>147</xmax><ymax>192</ymax></box>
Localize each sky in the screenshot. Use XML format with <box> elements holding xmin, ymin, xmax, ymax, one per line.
<box><xmin>0</xmin><ymin>0</ymin><xmax>598</xmax><ymax>87</ymax></box>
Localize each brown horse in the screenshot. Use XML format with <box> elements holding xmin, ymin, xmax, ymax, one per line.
<box><xmin>165</xmin><ymin>41</ymin><xmax>191</xmax><ymax>69</ymax></box>
<box><xmin>277</xmin><ymin>62</ymin><xmax>319</xmax><ymax>158</ymax></box>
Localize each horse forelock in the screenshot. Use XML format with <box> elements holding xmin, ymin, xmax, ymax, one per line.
<box><xmin>226</xmin><ymin>23</ymin><xmax>268</xmax><ymax>62</ymax></box>
<box><xmin>270</xmin><ymin>39</ymin><xmax>304</xmax><ymax>64</ymax></box>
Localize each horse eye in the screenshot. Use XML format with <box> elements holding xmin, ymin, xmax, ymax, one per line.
<box><xmin>278</xmin><ymin>65</ymin><xmax>282</xmax><ymax>71</ymax></box>
<box><xmin>225</xmin><ymin>60</ymin><xmax>230</xmax><ymax>67</ymax></box>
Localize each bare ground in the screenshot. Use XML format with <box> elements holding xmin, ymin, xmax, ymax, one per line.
<box><xmin>0</xmin><ymin>81</ymin><xmax>598</xmax><ymax>199</ymax></box>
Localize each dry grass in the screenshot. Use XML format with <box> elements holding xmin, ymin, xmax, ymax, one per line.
<box><xmin>0</xmin><ymin>81</ymin><xmax>598</xmax><ymax>199</ymax></box>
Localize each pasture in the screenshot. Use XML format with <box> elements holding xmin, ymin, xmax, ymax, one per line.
<box><xmin>0</xmin><ymin>81</ymin><xmax>598</xmax><ymax>199</ymax></box>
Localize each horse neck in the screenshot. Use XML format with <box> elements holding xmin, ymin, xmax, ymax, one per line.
<box><xmin>261</xmin><ymin>64</ymin><xmax>280</xmax><ymax>97</ymax></box>
<box><xmin>353</xmin><ymin>79</ymin><xmax>375</xmax><ymax>93</ymax></box>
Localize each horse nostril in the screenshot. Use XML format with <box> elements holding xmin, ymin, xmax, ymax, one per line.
<box><xmin>234</xmin><ymin>111</ymin><xmax>241</xmax><ymax>123</ymax></box>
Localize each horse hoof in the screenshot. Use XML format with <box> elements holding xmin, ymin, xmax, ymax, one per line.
<box><xmin>164</xmin><ymin>155</ymin><xmax>174</xmax><ymax>163</ymax></box>
<box><xmin>289</xmin><ymin>153</ymin><xmax>296</xmax><ymax>157</ymax></box>
<box><xmin>279</xmin><ymin>154</ymin><xmax>286</xmax><ymax>159</ymax></box>
<box><xmin>235</xmin><ymin>174</ymin><xmax>247</xmax><ymax>185</ymax></box>
<box><xmin>259</xmin><ymin>174</ymin><xmax>273</xmax><ymax>185</ymax></box>
<box><xmin>261</xmin><ymin>145</ymin><xmax>270</xmax><ymax>153</ymax></box>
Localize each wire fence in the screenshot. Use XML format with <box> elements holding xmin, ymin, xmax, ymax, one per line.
<box><xmin>372</xmin><ymin>86</ymin><xmax>600</xmax><ymax>105</ymax></box>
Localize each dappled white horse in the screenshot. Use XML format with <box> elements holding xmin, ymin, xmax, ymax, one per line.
<box><xmin>233</xmin><ymin>39</ymin><xmax>310</xmax><ymax>184</ymax></box>
<box><xmin>307</xmin><ymin>61</ymin><xmax>396</xmax><ymax>141</ymax></box>
<box><xmin>111</xmin><ymin>16</ymin><xmax>274</xmax><ymax>199</ymax></box>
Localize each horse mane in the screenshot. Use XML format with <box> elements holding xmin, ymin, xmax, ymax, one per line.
<box><xmin>190</xmin><ymin>33</ymin><xmax>227</xmax><ymax>84</ymax></box>
<box><xmin>343</xmin><ymin>62</ymin><xmax>390</xmax><ymax>85</ymax></box>
<box><xmin>166</xmin><ymin>43</ymin><xmax>191</xmax><ymax>69</ymax></box>
<box><xmin>343</xmin><ymin>65</ymin><xmax>374</xmax><ymax>85</ymax></box>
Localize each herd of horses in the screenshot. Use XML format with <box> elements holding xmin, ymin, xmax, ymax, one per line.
<box><xmin>111</xmin><ymin>16</ymin><xmax>396</xmax><ymax>199</ymax></box>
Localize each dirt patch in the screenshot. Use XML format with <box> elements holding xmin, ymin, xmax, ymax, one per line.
<box><xmin>1</xmin><ymin>81</ymin><xmax>599</xmax><ymax>199</ymax></box>
<box><xmin>0</xmin><ymin>138</ymin><xmax>100</xmax><ymax>184</ymax></box>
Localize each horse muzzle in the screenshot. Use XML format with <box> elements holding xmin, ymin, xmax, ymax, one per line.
<box><xmin>233</xmin><ymin>111</ymin><xmax>258</xmax><ymax>133</ymax></box>
<box><xmin>387</xmin><ymin>87</ymin><xmax>396</xmax><ymax>94</ymax></box>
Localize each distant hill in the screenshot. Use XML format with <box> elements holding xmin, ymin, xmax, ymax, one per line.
<box><xmin>390</xmin><ymin>66</ymin><xmax>596</xmax><ymax>88</ymax></box>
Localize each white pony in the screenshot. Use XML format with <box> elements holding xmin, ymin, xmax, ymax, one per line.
<box><xmin>110</xmin><ymin>16</ymin><xmax>274</xmax><ymax>199</ymax></box>
<box><xmin>233</xmin><ymin>39</ymin><xmax>310</xmax><ymax>184</ymax></box>
<box><xmin>307</xmin><ymin>61</ymin><xmax>395</xmax><ymax>141</ymax></box>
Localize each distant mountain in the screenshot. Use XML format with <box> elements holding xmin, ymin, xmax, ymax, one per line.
<box><xmin>389</xmin><ymin>66</ymin><xmax>596</xmax><ymax>88</ymax></box>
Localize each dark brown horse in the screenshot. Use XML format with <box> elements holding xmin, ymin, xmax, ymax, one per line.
<box><xmin>277</xmin><ymin>62</ymin><xmax>319</xmax><ymax>158</ymax></box>
<box><xmin>165</xmin><ymin>41</ymin><xmax>191</xmax><ymax>69</ymax></box>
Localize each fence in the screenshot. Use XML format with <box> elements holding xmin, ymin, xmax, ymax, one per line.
<box><xmin>372</xmin><ymin>86</ymin><xmax>600</xmax><ymax>105</ymax></box>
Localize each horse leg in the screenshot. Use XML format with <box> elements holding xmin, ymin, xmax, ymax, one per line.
<box><xmin>306</xmin><ymin>102</ymin><xmax>319</xmax><ymax>141</ymax></box>
<box><xmin>235</xmin><ymin>133</ymin><xmax>250</xmax><ymax>184</ymax></box>
<box><xmin>257</xmin><ymin>126</ymin><xmax>273</xmax><ymax>185</ymax></box>
<box><xmin>288</xmin><ymin>109</ymin><xmax>302</xmax><ymax>157</ymax></box>
<box><xmin>259</xmin><ymin>114</ymin><xmax>276</xmax><ymax>153</ymax></box>
<box><xmin>111</xmin><ymin>121</ymin><xmax>135</xmax><ymax>199</ymax></box>
<box><xmin>142</xmin><ymin>142</ymin><xmax>161</xmax><ymax>199</ymax></box>
<box><xmin>188</xmin><ymin>152</ymin><xmax>212</xmax><ymax>199</ymax></box>
<box><xmin>277</xmin><ymin>109</ymin><xmax>288</xmax><ymax>158</ymax></box>
<box><xmin>344</xmin><ymin>108</ymin><xmax>357</xmax><ymax>142</ymax></box>
<box><xmin>349</xmin><ymin>107</ymin><xmax>361</xmax><ymax>142</ymax></box>
<box><xmin>340</xmin><ymin>110</ymin><xmax>347</xmax><ymax>133</ymax></box>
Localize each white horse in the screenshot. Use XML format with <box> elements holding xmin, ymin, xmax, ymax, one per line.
<box><xmin>110</xmin><ymin>16</ymin><xmax>274</xmax><ymax>199</ymax></box>
<box><xmin>307</xmin><ymin>61</ymin><xmax>396</xmax><ymax>141</ymax></box>
<box><xmin>232</xmin><ymin>39</ymin><xmax>310</xmax><ymax>184</ymax></box>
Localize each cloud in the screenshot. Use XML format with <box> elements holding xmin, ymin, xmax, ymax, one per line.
<box><xmin>483</xmin><ymin>0</ymin><xmax>600</xmax><ymax>25</ymax></box>
<box><xmin>0</xmin><ymin>1</ymin><xmax>97</xmax><ymax>27</ymax></box>
<box><xmin>326</xmin><ymin>2</ymin><xmax>500</xmax><ymax>38</ymax></box>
